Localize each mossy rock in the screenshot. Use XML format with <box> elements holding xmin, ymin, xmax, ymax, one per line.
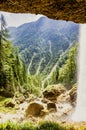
<box><xmin>43</xmin><ymin>84</ymin><xmax>66</xmax><ymax>101</ymax></box>
<box><xmin>4</xmin><ymin>99</ymin><xmax>15</xmax><ymax>108</ymax></box>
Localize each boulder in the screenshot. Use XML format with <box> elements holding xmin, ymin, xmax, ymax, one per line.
<box><xmin>25</xmin><ymin>101</ymin><xmax>44</xmax><ymax>117</ymax></box>
<box><xmin>5</xmin><ymin>101</ymin><xmax>15</xmax><ymax>108</ymax></box>
<box><xmin>47</xmin><ymin>102</ymin><xmax>57</xmax><ymax>112</ymax></box>
<box><xmin>43</xmin><ymin>84</ymin><xmax>66</xmax><ymax>101</ymax></box>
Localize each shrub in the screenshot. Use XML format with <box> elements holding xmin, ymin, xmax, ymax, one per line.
<box><xmin>37</xmin><ymin>121</ymin><xmax>67</xmax><ymax>130</ymax></box>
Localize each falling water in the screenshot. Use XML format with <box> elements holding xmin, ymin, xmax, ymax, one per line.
<box><xmin>73</xmin><ymin>24</ymin><xmax>86</xmax><ymax>121</ymax></box>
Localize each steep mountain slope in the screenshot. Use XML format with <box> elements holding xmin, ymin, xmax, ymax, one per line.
<box><xmin>8</xmin><ymin>17</ymin><xmax>79</xmax><ymax>78</ymax></box>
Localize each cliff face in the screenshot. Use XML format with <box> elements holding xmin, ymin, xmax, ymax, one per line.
<box><xmin>0</xmin><ymin>0</ymin><xmax>86</xmax><ymax>23</ymax></box>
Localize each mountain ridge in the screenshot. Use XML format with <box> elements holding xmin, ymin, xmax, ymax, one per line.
<box><xmin>8</xmin><ymin>17</ymin><xmax>79</xmax><ymax>78</ymax></box>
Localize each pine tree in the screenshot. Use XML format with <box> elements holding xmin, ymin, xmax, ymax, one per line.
<box><xmin>58</xmin><ymin>45</ymin><xmax>77</xmax><ymax>89</ymax></box>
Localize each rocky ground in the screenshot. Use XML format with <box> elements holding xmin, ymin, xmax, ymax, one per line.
<box><xmin>0</xmin><ymin>84</ymin><xmax>77</xmax><ymax>124</ymax></box>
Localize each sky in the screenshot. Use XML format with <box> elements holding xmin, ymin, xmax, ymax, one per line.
<box><xmin>0</xmin><ymin>11</ymin><xmax>43</xmax><ymax>27</ymax></box>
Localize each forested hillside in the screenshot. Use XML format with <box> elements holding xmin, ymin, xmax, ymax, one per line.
<box><xmin>0</xmin><ymin>14</ymin><xmax>28</xmax><ymax>95</ymax></box>
<box><xmin>8</xmin><ymin>17</ymin><xmax>79</xmax><ymax>79</ymax></box>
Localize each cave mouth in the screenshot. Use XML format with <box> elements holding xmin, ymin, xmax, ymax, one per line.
<box><xmin>1</xmin><ymin>12</ymin><xmax>86</xmax><ymax>123</ymax></box>
<box><xmin>0</xmin><ymin>0</ymin><xmax>86</xmax><ymax>23</ymax></box>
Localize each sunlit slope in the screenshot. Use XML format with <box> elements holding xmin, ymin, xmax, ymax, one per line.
<box><xmin>8</xmin><ymin>17</ymin><xmax>79</xmax><ymax>76</ymax></box>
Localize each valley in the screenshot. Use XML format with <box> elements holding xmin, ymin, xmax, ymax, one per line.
<box><xmin>8</xmin><ymin>16</ymin><xmax>79</xmax><ymax>81</ymax></box>
<box><xmin>0</xmin><ymin>13</ymin><xmax>81</xmax><ymax>129</ymax></box>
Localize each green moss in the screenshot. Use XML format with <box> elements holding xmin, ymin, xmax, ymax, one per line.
<box><xmin>0</xmin><ymin>96</ymin><xmax>16</xmax><ymax>113</ymax></box>
<box><xmin>44</xmin><ymin>84</ymin><xmax>66</xmax><ymax>92</ymax></box>
<box><xmin>37</xmin><ymin>121</ymin><xmax>67</xmax><ymax>130</ymax></box>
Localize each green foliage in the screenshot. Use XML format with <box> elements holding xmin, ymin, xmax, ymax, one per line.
<box><xmin>0</xmin><ymin>14</ymin><xmax>28</xmax><ymax>93</ymax></box>
<box><xmin>19</xmin><ymin>122</ymin><xmax>35</xmax><ymax>130</ymax></box>
<box><xmin>0</xmin><ymin>121</ymin><xmax>34</xmax><ymax>130</ymax></box>
<box><xmin>37</xmin><ymin>121</ymin><xmax>67</xmax><ymax>130</ymax></box>
<box><xmin>0</xmin><ymin>120</ymin><xmax>86</xmax><ymax>130</ymax></box>
<box><xmin>44</xmin><ymin>84</ymin><xmax>65</xmax><ymax>94</ymax></box>
<box><xmin>9</xmin><ymin>17</ymin><xmax>79</xmax><ymax>79</ymax></box>
<box><xmin>49</xmin><ymin>66</ymin><xmax>59</xmax><ymax>85</ymax></box>
<box><xmin>58</xmin><ymin>45</ymin><xmax>77</xmax><ymax>89</ymax></box>
<box><xmin>27</xmin><ymin>74</ymin><xmax>42</xmax><ymax>96</ymax></box>
<box><xmin>0</xmin><ymin>40</ymin><xmax>28</xmax><ymax>92</ymax></box>
<box><xmin>0</xmin><ymin>96</ymin><xmax>15</xmax><ymax>113</ymax></box>
<box><xmin>0</xmin><ymin>121</ymin><xmax>80</xmax><ymax>130</ymax></box>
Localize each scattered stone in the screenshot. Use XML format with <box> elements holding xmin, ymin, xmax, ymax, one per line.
<box><xmin>58</xmin><ymin>106</ymin><xmax>63</xmax><ymax>109</ymax></box>
<box><xmin>18</xmin><ymin>95</ymin><xmax>25</xmax><ymax>104</ymax></box>
<box><xmin>41</xmin><ymin>98</ymin><xmax>50</xmax><ymax>103</ymax></box>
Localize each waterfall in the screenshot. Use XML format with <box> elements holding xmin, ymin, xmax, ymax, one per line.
<box><xmin>73</xmin><ymin>24</ymin><xmax>86</xmax><ymax>121</ymax></box>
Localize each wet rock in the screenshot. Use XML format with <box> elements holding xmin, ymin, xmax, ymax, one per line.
<box><xmin>69</xmin><ymin>83</ymin><xmax>77</xmax><ymax>106</ymax></box>
<box><xmin>47</xmin><ymin>102</ymin><xmax>57</xmax><ymax>112</ymax></box>
<box><xmin>25</xmin><ymin>101</ymin><xmax>44</xmax><ymax>117</ymax></box>
<box><xmin>57</xmin><ymin>92</ymin><xmax>70</xmax><ymax>103</ymax></box>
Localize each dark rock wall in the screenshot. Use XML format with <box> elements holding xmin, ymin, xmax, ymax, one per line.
<box><xmin>0</xmin><ymin>0</ymin><xmax>86</xmax><ymax>23</ymax></box>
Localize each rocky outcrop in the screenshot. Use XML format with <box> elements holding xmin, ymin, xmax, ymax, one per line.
<box><xmin>69</xmin><ymin>83</ymin><xmax>77</xmax><ymax>106</ymax></box>
<box><xmin>43</xmin><ymin>84</ymin><xmax>66</xmax><ymax>101</ymax></box>
<box><xmin>0</xmin><ymin>0</ymin><xmax>86</xmax><ymax>23</ymax></box>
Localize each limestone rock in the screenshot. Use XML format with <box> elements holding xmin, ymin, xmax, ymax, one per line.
<box><xmin>69</xmin><ymin>83</ymin><xmax>77</xmax><ymax>106</ymax></box>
